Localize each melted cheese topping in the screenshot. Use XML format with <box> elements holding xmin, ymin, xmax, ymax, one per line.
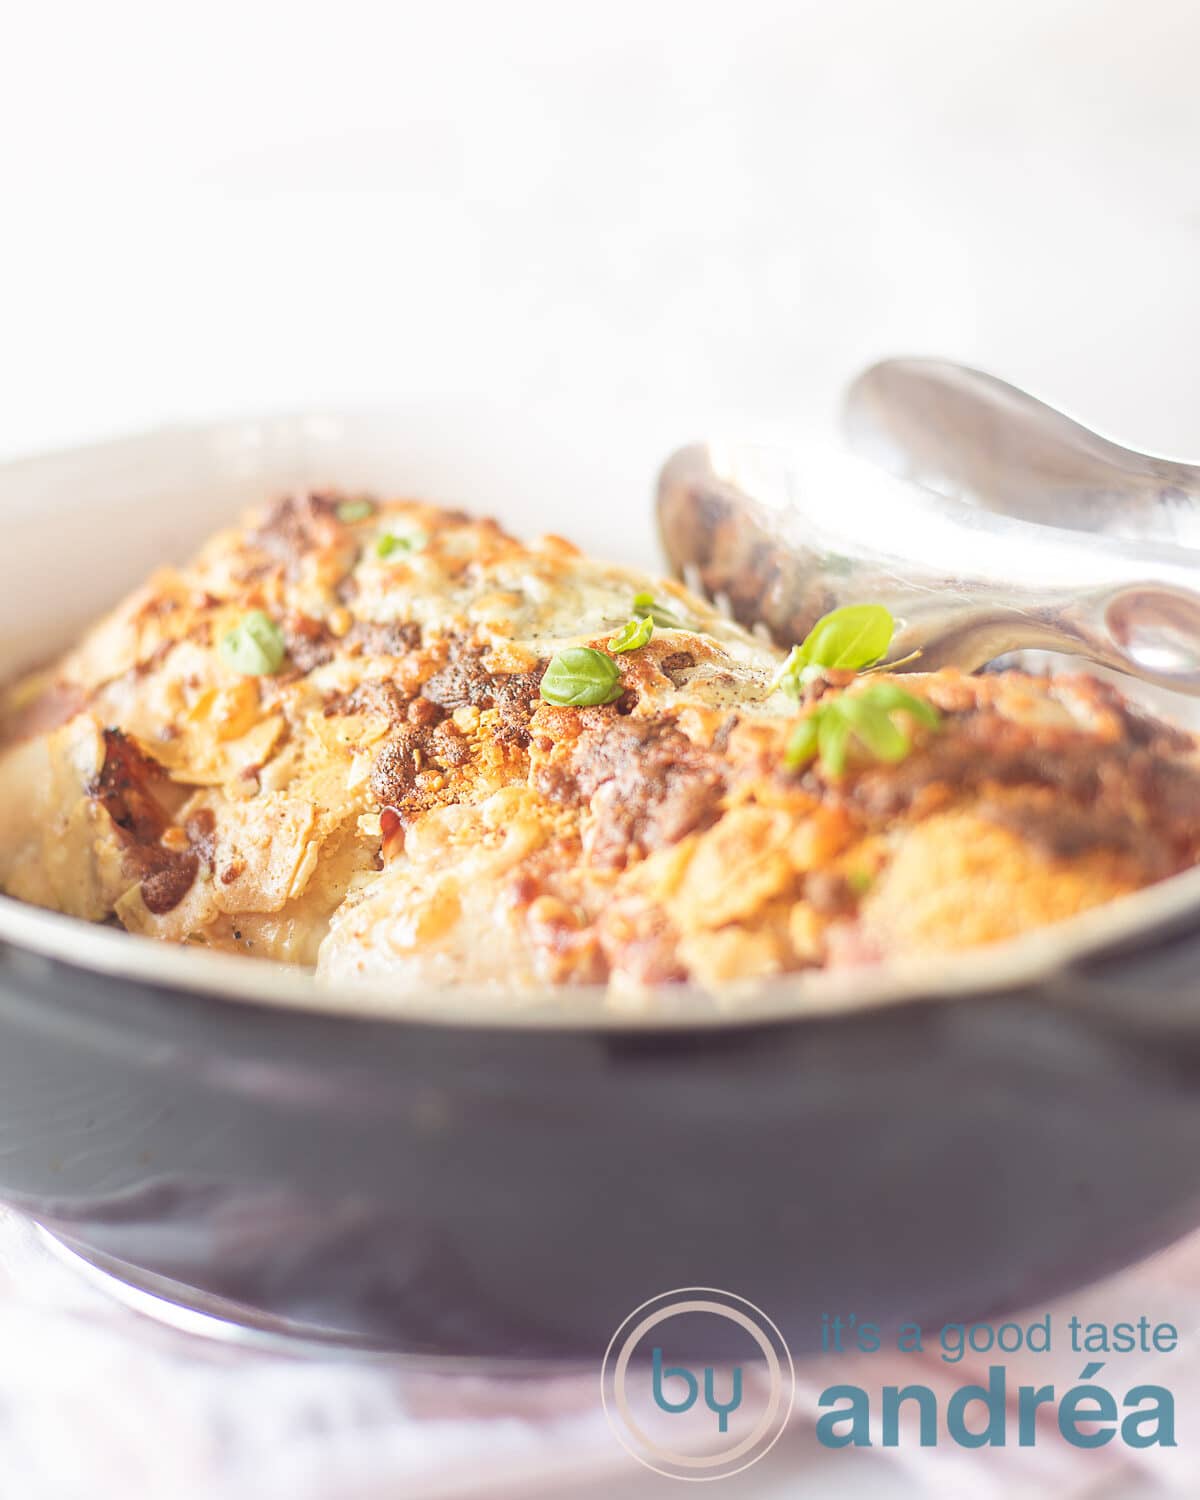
<box><xmin>3</xmin><ymin>490</ymin><xmax>1199</xmax><ymax>997</ymax></box>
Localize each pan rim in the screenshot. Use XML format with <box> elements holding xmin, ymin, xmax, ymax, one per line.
<box><xmin>3</xmin><ymin>860</ymin><xmax>1199</xmax><ymax>1033</ymax></box>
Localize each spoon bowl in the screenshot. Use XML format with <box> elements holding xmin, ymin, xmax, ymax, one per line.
<box><xmin>656</xmin><ymin>437</ymin><xmax>1200</xmax><ymax>692</ymax></box>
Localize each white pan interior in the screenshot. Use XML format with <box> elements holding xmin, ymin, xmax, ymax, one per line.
<box><xmin>2</xmin><ymin>408</ymin><xmax>1199</xmax><ymax>1030</ymax></box>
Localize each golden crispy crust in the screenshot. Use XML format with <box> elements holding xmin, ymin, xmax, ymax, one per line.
<box><xmin>3</xmin><ymin>491</ymin><xmax>1200</xmax><ymax>992</ymax></box>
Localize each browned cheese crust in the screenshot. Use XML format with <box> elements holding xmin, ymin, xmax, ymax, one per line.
<box><xmin>2</xmin><ymin>492</ymin><xmax>1199</xmax><ymax>994</ymax></box>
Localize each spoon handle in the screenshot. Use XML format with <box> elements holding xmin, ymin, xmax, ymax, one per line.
<box><xmin>842</xmin><ymin>358</ymin><xmax>1200</xmax><ymax>549</ymax></box>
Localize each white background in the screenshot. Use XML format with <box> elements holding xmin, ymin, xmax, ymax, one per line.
<box><xmin>3</xmin><ymin>0</ymin><xmax>1199</xmax><ymax>479</ymax></box>
<box><xmin>2</xmin><ymin>4</ymin><xmax>1197</xmax><ymax>1496</ymax></box>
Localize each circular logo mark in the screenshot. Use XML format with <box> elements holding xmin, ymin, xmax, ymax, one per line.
<box><xmin>601</xmin><ymin>1287</ymin><xmax>795</xmax><ymax>1481</ymax></box>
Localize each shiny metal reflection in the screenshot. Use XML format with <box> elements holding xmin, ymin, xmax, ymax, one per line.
<box><xmin>843</xmin><ymin>357</ymin><xmax>1200</xmax><ymax>547</ymax></box>
<box><xmin>656</xmin><ymin>435</ymin><xmax>1200</xmax><ymax>693</ymax></box>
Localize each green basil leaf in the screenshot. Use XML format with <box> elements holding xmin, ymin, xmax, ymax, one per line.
<box><xmin>376</xmin><ymin>530</ymin><xmax>427</xmax><ymax>559</ymax></box>
<box><xmin>539</xmin><ymin>646</ymin><xmax>624</xmax><ymax>706</ymax></box>
<box><xmin>632</xmin><ymin>590</ymin><xmax>684</xmax><ymax>629</ymax></box>
<box><xmin>219</xmin><ymin>611</ymin><xmax>287</xmax><ymax>676</ymax></box>
<box><xmin>769</xmin><ymin>645</ymin><xmax>803</xmax><ymax>699</ymax></box>
<box><xmin>608</xmin><ymin>614</ymin><xmax>654</xmax><ymax>654</ymax></box>
<box><xmin>336</xmin><ymin>498</ymin><xmax>375</xmax><ymax>524</ymax></box>
<box><xmin>781</xmin><ymin>677</ymin><xmax>938</xmax><ymax>778</ymax></box>
<box><xmin>839</xmin><ymin>694</ymin><xmax>911</xmax><ymax>762</ymax></box>
<box><xmin>817</xmin><ymin>706</ymin><xmax>851</xmax><ymax>776</ymax></box>
<box><xmin>796</xmin><ymin>603</ymin><xmax>895</xmax><ymax>672</ymax></box>
<box><xmin>784</xmin><ymin>714</ymin><xmax>820</xmax><ymax>769</ymax></box>
<box><xmin>770</xmin><ymin>647</ymin><xmax>830</xmax><ymax>702</ymax></box>
<box><xmin>858</xmin><ymin>681</ymin><xmax>940</xmax><ymax>728</ymax></box>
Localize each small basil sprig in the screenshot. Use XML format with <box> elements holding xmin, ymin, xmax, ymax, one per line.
<box><xmin>785</xmin><ymin>681</ymin><xmax>939</xmax><ymax>776</ymax></box>
<box><xmin>539</xmin><ymin>646</ymin><xmax>624</xmax><ymax>706</ymax></box>
<box><xmin>633</xmin><ymin>590</ymin><xmax>684</xmax><ymax>629</ymax></box>
<box><xmin>771</xmin><ymin>603</ymin><xmax>896</xmax><ymax>701</ymax></box>
<box><xmin>608</xmin><ymin>614</ymin><xmax>654</xmax><ymax>654</ymax></box>
<box><xmin>219</xmin><ymin>610</ymin><xmax>287</xmax><ymax>676</ymax></box>
<box><xmin>336</xmin><ymin>498</ymin><xmax>375</xmax><ymax>524</ymax></box>
<box><xmin>376</xmin><ymin>530</ymin><xmax>427</xmax><ymax>559</ymax></box>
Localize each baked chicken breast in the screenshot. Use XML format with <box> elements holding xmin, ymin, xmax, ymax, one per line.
<box><xmin>3</xmin><ymin>491</ymin><xmax>1199</xmax><ymax>993</ymax></box>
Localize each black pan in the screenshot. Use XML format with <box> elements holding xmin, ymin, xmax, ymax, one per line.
<box><xmin>3</xmin><ymin>903</ymin><xmax>1200</xmax><ymax>1362</ymax></box>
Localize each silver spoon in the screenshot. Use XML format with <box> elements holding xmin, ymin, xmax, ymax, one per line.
<box><xmin>842</xmin><ymin>357</ymin><xmax>1200</xmax><ymax>548</ymax></box>
<box><xmin>656</xmin><ymin>434</ymin><xmax>1200</xmax><ymax>694</ymax></box>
